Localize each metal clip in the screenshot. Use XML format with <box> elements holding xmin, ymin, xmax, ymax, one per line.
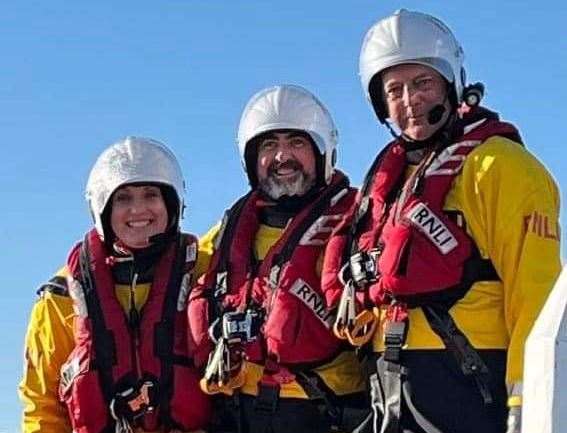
<box><xmin>200</xmin><ymin>338</ymin><xmax>246</xmax><ymax>396</ymax></box>
<box><xmin>347</xmin><ymin>309</ymin><xmax>378</xmax><ymax>347</ymax></box>
<box><xmin>333</xmin><ymin>280</ymin><xmax>357</xmax><ymax>340</ymax></box>
<box><xmin>333</xmin><ymin>281</ymin><xmax>378</xmax><ymax>346</ymax></box>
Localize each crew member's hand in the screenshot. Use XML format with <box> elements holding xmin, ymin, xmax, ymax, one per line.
<box><xmin>506</xmin><ymin>405</ymin><xmax>521</xmax><ymax>433</ymax></box>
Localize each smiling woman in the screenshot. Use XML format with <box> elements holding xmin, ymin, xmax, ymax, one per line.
<box><xmin>19</xmin><ymin>137</ymin><xmax>211</xmax><ymax>433</ymax></box>
<box><xmin>110</xmin><ymin>184</ymin><xmax>169</xmax><ymax>249</ymax></box>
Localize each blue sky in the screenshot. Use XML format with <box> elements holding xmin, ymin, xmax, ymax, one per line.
<box><xmin>1</xmin><ymin>1</ymin><xmax>566</xmax><ymax>431</ymax></box>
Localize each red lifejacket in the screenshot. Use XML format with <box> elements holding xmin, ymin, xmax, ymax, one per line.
<box><xmin>323</xmin><ymin>113</ymin><xmax>521</xmax><ymax>309</ymax></box>
<box><xmin>188</xmin><ymin>172</ymin><xmax>356</xmax><ymax>367</ymax></box>
<box><xmin>59</xmin><ymin>229</ymin><xmax>211</xmax><ymax>433</ymax></box>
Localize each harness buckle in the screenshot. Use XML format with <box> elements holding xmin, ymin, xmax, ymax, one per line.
<box><xmin>222</xmin><ymin>309</ymin><xmax>264</xmax><ymax>343</ymax></box>
<box><xmin>383</xmin><ymin>320</ymin><xmax>407</xmax><ymax>363</ymax></box>
<box><xmin>109</xmin><ymin>380</ymin><xmax>157</xmax><ymax>423</ymax></box>
<box><xmin>349</xmin><ymin>247</ymin><xmax>383</xmax><ymax>288</ymax></box>
<box><xmin>333</xmin><ymin>281</ymin><xmax>379</xmax><ymax>346</ymax></box>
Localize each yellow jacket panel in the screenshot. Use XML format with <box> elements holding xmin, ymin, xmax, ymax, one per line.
<box><xmin>371</xmin><ymin>135</ymin><xmax>561</xmax><ymax>391</ymax></box>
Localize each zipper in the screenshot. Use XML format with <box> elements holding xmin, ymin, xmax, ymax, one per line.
<box><xmin>128</xmin><ymin>272</ymin><xmax>142</xmax><ymax>378</ymax></box>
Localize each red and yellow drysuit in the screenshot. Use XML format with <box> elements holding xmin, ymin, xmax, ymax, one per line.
<box><xmin>323</xmin><ymin>109</ymin><xmax>561</xmax><ymax>433</ymax></box>
<box><xmin>188</xmin><ymin>172</ymin><xmax>366</xmax><ymax>433</ymax></box>
<box><xmin>19</xmin><ymin>232</ymin><xmax>211</xmax><ymax>433</ymax></box>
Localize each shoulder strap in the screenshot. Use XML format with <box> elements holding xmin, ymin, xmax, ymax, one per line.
<box><xmin>215</xmin><ymin>192</ymin><xmax>254</xmax><ymax>278</ymax></box>
<box><xmin>77</xmin><ymin>235</ymin><xmax>117</xmax><ymax>405</ymax></box>
<box><xmin>206</xmin><ymin>192</ymin><xmax>254</xmax><ymax>324</ymax></box>
<box><xmin>155</xmin><ymin>234</ymin><xmax>195</xmax><ymax>428</ymax></box>
<box><xmin>345</xmin><ymin>143</ymin><xmax>398</xmax><ymax>261</ymax></box>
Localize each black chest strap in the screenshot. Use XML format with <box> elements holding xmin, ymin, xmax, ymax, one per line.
<box><xmin>78</xmin><ymin>238</ymin><xmax>117</xmax><ymax>403</ymax></box>
<box><xmin>421</xmin><ymin>306</ymin><xmax>493</xmax><ymax>404</ymax></box>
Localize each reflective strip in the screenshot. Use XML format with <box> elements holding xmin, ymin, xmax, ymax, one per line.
<box><xmin>68</xmin><ymin>277</ymin><xmax>88</xmax><ymax>317</ymax></box>
<box><xmin>463</xmin><ymin>118</ymin><xmax>486</xmax><ymax>134</ymax></box>
<box><xmin>60</xmin><ymin>356</ymin><xmax>81</xmax><ymax>392</ymax></box>
<box><xmin>177</xmin><ymin>273</ymin><xmax>192</xmax><ymax>312</ymax></box>
<box><xmin>299</xmin><ymin>214</ymin><xmax>343</xmax><ymax>246</ymax></box>
<box><xmin>289</xmin><ymin>279</ymin><xmax>334</xmax><ymax>328</ymax></box>
<box><xmin>407</xmin><ymin>203</ymin><xmax>458</xmax><ymax>255</ymax></box>
<box><xmin>330</xmin><ymin>187</ymin><xmax>349</xmax><ymax>207</ymax></box>
<box><xmin>425</xmin><ymin>140</ymin><xmax>480</xmax><ymax>177</ymax></box>
<box><xmin>185</xmin><ymin>242</ymin><xmax>197</xmax><ymax>263</ymax></box>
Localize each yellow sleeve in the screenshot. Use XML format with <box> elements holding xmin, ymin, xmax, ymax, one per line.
<box><xmin>460</xmin><ymin>136</ymin><xmax>562</xmax><ymax>385</ymax></box>
<box><xmin>194</xmin><ymin>222</ymin><xmax>222</xmax><ymax>279</ymax></box>
<box><xmin>19</xmin><ymin>283</ymin><xmax>75</xmax><ymax>433</ymax></box>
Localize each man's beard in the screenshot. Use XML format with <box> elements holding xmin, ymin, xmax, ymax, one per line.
<box><xmin>258</xmin><ymin>161</ymin><xmax>316</xmax><ymax>200</ymax></box>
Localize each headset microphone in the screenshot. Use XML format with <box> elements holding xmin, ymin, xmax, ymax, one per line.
<box><xmin>427</xmin><ymin>104</ymin><xmax>446</xmax><ymax>125</ymax></box>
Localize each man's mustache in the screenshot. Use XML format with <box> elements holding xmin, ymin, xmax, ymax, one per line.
<box><xmin>268</xmin><ymin>160</ymin><xmax>303</xmax><ymax>175</ymax></box>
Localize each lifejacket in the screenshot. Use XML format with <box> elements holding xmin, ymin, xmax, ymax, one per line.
<box><xmin>188</xmin><ymin>172</ymin><xmax>356</xmax><ymax>368</ymax></box>
<box><xmin>323</xmin><ymin>110</ymin><xmax>523</xmax><ymax>414</ymax></box>
<box><xmin>59</xmin><ymin>229</ymin><xmax>211</xmax><ymax>433</ymax></box>
<box><xmin>323</xmin><ymin>110</ymin><xmax>522</xmax><ymax>310</ymax></box>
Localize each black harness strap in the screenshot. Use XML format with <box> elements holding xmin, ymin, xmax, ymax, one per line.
<box><xmin>422</xmin><ymin>306</ymin><xmax>493</xmax><ymax>404</ymax></box>
<box><xmin>155</xmin><ymin>234</ymin><xmax>192</xmax><ymax>430</ymax></box>
<box><xmin>78</xmin><ymin>237</ymin><xmax>116</xmax><ymax>432</ymax></box>
<box><xmin>207</xmin><ymin>192</ymin><xmax>253</xmax><ymax>324</ymax></box>
<box><xmin>294</xmin><ymin>370</ymin><xmax>341</xmax><ymax>420</ymax></box>
<box><xmin>343</xmin><ymin>145</ymin><xmax>391</xmax><ymax>265</ymax></box>
<box><xmin>252</xmin><ymin>360</ymin><xmax>281</xmax><ymax>433</ymax></box>
<box><xmin>374</xmin><ymin>303</ymin><xmax>494</xmax><ymax>433</ymax></box>
<box><xmin>37</xmin><ymin>275</ymin><xmax>69</xmax><ymax>297</ymax></box>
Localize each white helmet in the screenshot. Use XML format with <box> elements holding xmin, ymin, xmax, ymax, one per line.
<box><xmin>86</xmin><ymin>136</ymin><xmax>185</xmax><ymax>239</ymax></box>
<box><xmin>359</xmin><ymin>9</ymin><xmax>465</xmax><ymax>123</ymax></box>
<box><xmin>237</xmin><ymin>84</ymin><xmax>338</xmax><ymax>186</ymax></box>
